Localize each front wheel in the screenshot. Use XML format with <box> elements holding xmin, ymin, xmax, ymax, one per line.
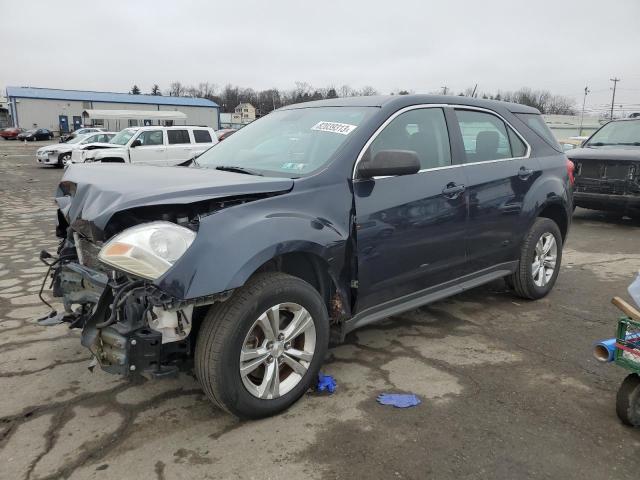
<box><xmin>59</xmin><ymin>153</ymin><xmax>71</xmax><ymax>168</ymax></box>
<box><xmin>195</xmin><ymin>272</ymin><xmax>329</xmax><ymax>419</ymax></box>
<box><xmin>510</xmin><ymin>217</ymin><xmax>562</xmax><ymax>300</ymax></box>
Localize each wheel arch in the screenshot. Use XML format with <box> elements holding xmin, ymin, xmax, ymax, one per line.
<box><xmin>537</xmin><ymin>202</ymin><xmax>569</xmax><ymax>242</ymax></box>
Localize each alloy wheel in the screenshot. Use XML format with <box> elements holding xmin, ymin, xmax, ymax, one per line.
<box><xmin>240</xmin><ymin>303</ymin><xmax>316</xmax><ymax>400</ymax></box>
<box><xmin>531</xmin><ymin>232</ymin><xmax>557</xmax><ymax>287</ymax></box>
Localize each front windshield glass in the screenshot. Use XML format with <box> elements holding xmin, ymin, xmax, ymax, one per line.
<box><xmin>586</xmin><ymin>120</ymin><xmax>640</xmax><ymax>147</ymax></box>
<box><xmin>197</xmin><ymin>107</ymin><xmax>375</xmax><ymax>177</ymax></box>
<box><xmin>109</xmin><ymin>129</ymin><xmax>137</xmax><ymax>145</ymax></box>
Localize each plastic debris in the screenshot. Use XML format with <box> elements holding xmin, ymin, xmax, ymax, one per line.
<box><xmin>628</xmin><ymin>272</ymin><xmax>640</xmax><ymax>308</ymax></box>
<box><xmin>316</xmin><ymin>373</ymin><xmax>337</xmax><ymax>394</ymax></box>
<box><xmin>377</xmin><ymin>393</ymin><xmax>421</xmax><ymax>408</ymax></box>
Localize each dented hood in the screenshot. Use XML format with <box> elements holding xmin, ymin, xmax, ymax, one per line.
<box><xmin>57</xmin><ymin>163</ymin><xmax>294</xmax><ymax>231</ymax></box>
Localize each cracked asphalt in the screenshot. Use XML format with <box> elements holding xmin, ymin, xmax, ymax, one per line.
<box><xmin>1</xmin><ymin>138</ymin><xmax>639</xmax><ymax>480</ymax></box>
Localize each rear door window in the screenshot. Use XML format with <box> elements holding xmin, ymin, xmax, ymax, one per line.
<box><xmin>455</xmin><ymin>110</ymin><xmax>519</xmax><ymax>163</ymax></box>
<box><xmin>167</xmin><ymin>129</ymin><xmax>191</xmax><ymax>144</ymax></box>
<box><xmin>193</xmin><ymin>129</ymin><xmax>212</xmax><ymax>143</ymax></box>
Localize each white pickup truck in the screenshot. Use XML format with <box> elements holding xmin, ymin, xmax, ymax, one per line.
<box><xmin>71</xmin><ymin>126</ymin><xmax>218</xmax><ymax>166</ymax></box>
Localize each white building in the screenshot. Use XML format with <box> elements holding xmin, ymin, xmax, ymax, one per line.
<box><xmin>543</xmin><ymin>114</ymin><xmax>602</xmax><ymax>139</ymax></box>
<box><xmin>234</xmin><ymin>103</ymin><xmax>257</xmax><ymax>122</ymax></box>
<box><xmin>0</xmin><ymin>95</ymin><xmax>9</xmax><ymax>128</ymax></box>
<box><xmin>5</xmin><ymin>86</ymin><xmax>220</xmax><ymax>134</ymax></box>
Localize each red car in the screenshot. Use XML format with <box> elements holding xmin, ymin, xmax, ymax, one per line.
<box><xmin>0</xmin><ymin>127</ymin><xmax>24</xmax><ymax>140</ymax></box>
<box><xmin>215</xmin><ymin>128</ymin><xmax>238</xmax><ymax>141</ymax></box>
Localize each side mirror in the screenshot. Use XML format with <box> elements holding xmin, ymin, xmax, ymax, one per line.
<box><xmin>130</xmin><ymin>139</ymin><xmax>142</xmax><ymax>148</ymax></box>
<box><xmin>357</xmin><ymin>149</ymin><xmax>420</xmax><ymax>179</ymax></box>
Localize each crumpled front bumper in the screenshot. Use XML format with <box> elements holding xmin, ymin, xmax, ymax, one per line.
<box><xmin>38</xmin><ymin>239</ymin><xmax>195</xmax><ymax>379</ymax></box>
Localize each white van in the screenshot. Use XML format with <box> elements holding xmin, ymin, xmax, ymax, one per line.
<box><xmin>73</xmin><ymin>126</ymin><xmax>218</xmax><ymax>166</ymax></box>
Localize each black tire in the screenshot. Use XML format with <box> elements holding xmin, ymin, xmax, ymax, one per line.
<box><xmin>58</xmin><ymin>153</ymin><xmax>71</xmax><ymax>168</ymax></box>
<box><xmin>616</xmin><ymin>374</ymin><xmax>640</xmax><ymax>427</ymax></box>
<box><xmin>510</xmin><ymin>217</ymin><xmax>562</xmax><ymax>300</ymax></box>
<box><xmin>195</xmin><ymin>272</ymin><xmax>329</xmax><ymax>419</ymax></box>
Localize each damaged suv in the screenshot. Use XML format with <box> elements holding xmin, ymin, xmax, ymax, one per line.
<box><xmin>568</xmin><ymin>118</ymin><xmax>640</xmax><ymax>217</ymax></box>
<box><xmin>39</xmin><ymin>95</ymin><xmax>573</xmax><ymax>418</ymax></box>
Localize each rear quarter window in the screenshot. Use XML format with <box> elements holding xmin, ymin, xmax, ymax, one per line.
<box><xmin>516</xmin><ymin>113</ymin><xmax>562</xmax><ymax>152</ymax></box>
<box><xmin>193</xmin><ymin>130</ymin><xmax>212</xmax><ymax>143</ymax></box>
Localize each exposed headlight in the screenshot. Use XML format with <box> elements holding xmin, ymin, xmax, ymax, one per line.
<box><xmin>98</xmin><ymin>221</ymin><xmax>196</xmax><ymax>280</ymax></box>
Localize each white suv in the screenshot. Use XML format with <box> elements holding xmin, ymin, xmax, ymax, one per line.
<box><xmin>74</xmin><ymin>126</ymin><xmax>218</xmax><ymax>166</ymax></box>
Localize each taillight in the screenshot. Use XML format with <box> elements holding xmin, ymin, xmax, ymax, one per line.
<box><xmin>566</xmin><ymin>158</ymin><xmax>575</xmax><ymax>186</ymax></box>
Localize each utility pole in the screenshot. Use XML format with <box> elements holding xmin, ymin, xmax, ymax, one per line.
<box><xmin>610</xmin><ymin>77</ymin><xmax>620</xmax><ymax>120</ymax></box>
<box><xmin>579</xmin><ymin>86</ymin><xmax>590</xmax><ymax>136</ymax></box>
<box><xmin>441</xmin><ymin>86</ymin><xmax>448</xmax><ymax>95</ymax></box>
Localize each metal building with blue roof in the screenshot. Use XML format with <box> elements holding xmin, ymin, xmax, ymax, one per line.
<box><xmin>5</xmin><ymin>86</ymin><xmax>220</xmax><ymax>133</ymax></box>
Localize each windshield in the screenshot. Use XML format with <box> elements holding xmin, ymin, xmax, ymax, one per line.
<box><xmin>110</xmin><ymin>129</ymin><xmax>137</xmax><ymax>145</ymax></box>
<box><xmin>585</xmin><ymin>120</ymin><xmax>640</xmax><ymax>147</ymax></box>
<box><xmin>197</xmin><ymin>107</ymin><xmax>375</xmax><ymax>177</ymax></box>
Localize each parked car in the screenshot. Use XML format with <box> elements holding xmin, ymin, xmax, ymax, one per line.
<box><xmin>60</xmin><ymin>127</ymin><xmax>105</xmax><ymax>143</ymax></box>
<box><xmin>36</xmin><ymin>132</ymin><xmax>117</xmax><ymax>167</ymax></box>
<box><xmin>0</xmin><ymin>127</ymin><xmax>24</xmax><ymax>140</ymax></box>
<box><xmin>215</xmin><ymin>128</ymin><xmax>238</xmax><ymax>141</ymax></box>
<box><xmin>17</xmin><ymin>128</ymin><xmax>54</xmax><ymax>141</ymax></box>
<box><xmin>78</xmin><ymin>125</ymin><xmax>218</xmax><ymax>166</ymax></box>
<box><xmin>39</xmin><ymin>95</ymin><xmax>572</xmax><ymax>418</ymax></box>
<box><xmin>568</xmin><ymin>118</ymin><xmax>640</xmax><ymax>217</ymax></box>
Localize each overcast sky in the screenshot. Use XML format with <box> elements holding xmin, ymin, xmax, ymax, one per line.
<box><xmin>1</xmin><ymin>0</ymin><xmax>639</xmax><ymax>113</ymax></box>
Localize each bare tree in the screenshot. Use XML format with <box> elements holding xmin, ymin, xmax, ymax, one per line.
<box><xmin>167</xmin><ymin>81</ymin><xmax>185</xmax><ymax>97</ymax></box>
<box><xmin>150</xmin><ymin>84</ymin><xmax>161</xmax><ymax>96</ymax></box>
<box><xmin>358</xmin><ymin>86</ymin><xmax>378</xmax><ymax>96</ymax></box>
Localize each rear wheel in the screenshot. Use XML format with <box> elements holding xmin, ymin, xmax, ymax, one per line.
<box><xmin>510</xmin><ymin>217</ymin><xmax>562</xmax><ymax>300</ymax></box>
<box><xmin>616</xmin><ymin>374</ymin><xmax>640</xmax><ymax>427</ymax></box>
<box><xmin>195</xmin><ymin>272</ymin><xmax>329</xmax><ymax>419</ymax></box>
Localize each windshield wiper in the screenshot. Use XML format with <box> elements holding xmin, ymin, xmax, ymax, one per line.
<box><xmin>215</xmin><ymin>165</ymin><xmax>263</xmax><ymax>176</ymax></box>
<box><xmin>615</xmin><ymin>142</ymin><xmax>640</xmax><ymax>146</ymax></box>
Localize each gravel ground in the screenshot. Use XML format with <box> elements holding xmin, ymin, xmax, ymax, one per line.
<box><xmin>0</xmin><ymin>138</ymin><xmax>639</xmax><ymax>480</ymax></box>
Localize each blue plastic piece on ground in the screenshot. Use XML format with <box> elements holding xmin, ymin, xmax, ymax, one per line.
<box><xmin>595</xmin><ymin>338</ymin><xmax>617</xmax><ymax>362</ymax></box>
<box><xmin>377</xmin><ymin>393</ymin><xmax>421</xmax><ymax>408</ymax></box>
<box><xmin>316</xmin><ymin>373</ymin><xmax>337</xmax><ymax>394</ymax></box>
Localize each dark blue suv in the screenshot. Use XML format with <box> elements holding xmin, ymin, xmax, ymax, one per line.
<box><xmin>42</xmin><ymin>95</ymin><xmax>573</xmax><ymax>418</ymax></box>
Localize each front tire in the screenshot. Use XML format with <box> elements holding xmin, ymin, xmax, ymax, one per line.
<box><xmin>59</xmin><ymin>153</ymin><xmax>71</xmax><ymax>168</ymax></box>
<box><xmin>510</xmin><ymin>217</ymin><xmax>562</xmax><ymax>300</ymax></box>
<box><xmin>617</xmin><ymin>374</ymin><xmax>640</xmax><ymax>427</ymax></box>
<box><xmin>195</xmin><ymin>272</ymin><xmax>329</xmax><ymax>419</ymax></box>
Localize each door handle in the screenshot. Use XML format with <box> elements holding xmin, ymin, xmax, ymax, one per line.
<box><xmin>442</xmin><ymin>183</ymin><xmax>466</xmax><ymax>199</ymax></box>
<box><xmin>518</xmin><ymin>166</ymin><xmax>534</xmax><ymax>180</ymax></box>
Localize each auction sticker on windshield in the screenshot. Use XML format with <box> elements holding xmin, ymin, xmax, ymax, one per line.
<box><xmin>311</xmin><ymin>121</ymin><xmax>358</xmax><ymax>135</ymax></box>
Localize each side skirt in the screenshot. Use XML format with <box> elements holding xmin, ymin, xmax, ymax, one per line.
<box><xmin>343</xmin><ymin>261</ymin><xmax>518</xmax><ymax>335</ymax></box>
